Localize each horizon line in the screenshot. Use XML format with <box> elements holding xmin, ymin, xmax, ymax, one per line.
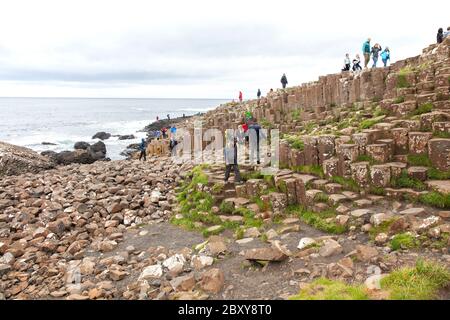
<box><xmin>0</xmin><ymin>96</ymin><xmax>233</xmax><ymax>100</ymax></box>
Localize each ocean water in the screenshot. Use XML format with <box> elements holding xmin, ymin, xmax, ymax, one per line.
<box><xmin>0</xmin><ymin>97</ymin><xmax>229</xmax><ymax>160</ymax></box>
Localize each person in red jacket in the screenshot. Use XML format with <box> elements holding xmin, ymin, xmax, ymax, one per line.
<box><xmin>239</xmin><ymin>91</ymin><xmax>243</xmax><ymax>103</ymax></box>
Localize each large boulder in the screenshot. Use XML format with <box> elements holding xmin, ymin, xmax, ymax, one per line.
<box><xmin>89</xmin><ymin>141</ymin><xmax>107</xmax><ymax>155</ymax></box>
<box><xmin>55</xmin><ymin>150</ymin><xmax>97</xmax><ymax>165</ymax></box>
<box><xmin>74</xmin><ymin>141</ymin><xmax>91</xmax><ymax>150</ymax></box>
<box><xmin>0</xmin><ymin>141</ymin><xmax>55</xmax><ymax>176</ymax></box>
<box><xmin>92</xmin><ymin>132</ymin><xmax>111</xmax><ymax>140</ymax></box>
<box><xmin>118</xmin><ymin>134</ymin><xmax>136</xmax><ymax>140</ymax></box>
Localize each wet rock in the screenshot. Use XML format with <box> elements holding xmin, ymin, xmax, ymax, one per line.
<box><xmin>74</xmin><ymin>141</ymin><xmax>90</xmax><ymax>150</ymax></box>
<box><xmin>92</xmin><ymin>132</ymin><xmax>111</xmax><ymax>140</ymax></box>
<box><xmin>118</xmin><ymin>134</ymin><xmax>136</xmax><ymax>140</ymax></box>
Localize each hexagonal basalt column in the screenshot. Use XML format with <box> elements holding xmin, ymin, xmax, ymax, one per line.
<box><xmin>370</xmin><ymin>164</ymin><xmax>391</xmax><ymax>188</ymax></box>
<box><xmin>408</xmin><ymin>132</ymin><xmax>433</xmax><ymax>155</ymax></box>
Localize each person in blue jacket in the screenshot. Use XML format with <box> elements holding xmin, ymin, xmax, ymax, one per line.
<box><xmin>139</xmin><ymin>138</ymin><xmax>147</xmax><ymax>161</ymax></box>
<box><xmin>381</xmin><ymin>47</ymin><xmax>390</xmax><ymax>67</ymax></box>
<box><xmin>362</xmin><ymin>38</ymin><xmax>371</xmax><ymax>69</ymax></box>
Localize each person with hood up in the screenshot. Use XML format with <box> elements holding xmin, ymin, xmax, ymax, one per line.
<box><xmin>437</xmin><ymin>28</ymin><xmax>444</xmax><ymax>43</ymax></box>
<box><xmin>371</xmin><ymin>43</ymin><xmax>382</xmax><ymax>68</ymax></box>
<box><xmin>139</xmin><ymin>138</ymin><xmax>147</xmax><ymax>161</ymax></box>
<box><xmin>362</xmin><ymin>38</ymin><xmax>371</xmax><ymax>68</ymax></box>
<box><xmin>280</xmin><ymin>73</ymin><xmax>288</xmax><ymax>89</ymax></box>
<box><xmin>381</xmin><ymin>47</ymin><xmax>391</xmax><ymax>67</ymax></box>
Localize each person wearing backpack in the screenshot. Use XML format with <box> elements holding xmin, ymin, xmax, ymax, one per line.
<box><xmin>362</xmin><ymin>38</ymin><xmax>371</xmax><ymax>69</ymax></box>
<box><xmin>139</xmin><ymin>138</ymin><xmax>147</xmax><ymax>161</ymax></box>
<box><xmin>437</xmin><ymin>28</ymin><xmax>444</xmax><ymax>43</ymax></box>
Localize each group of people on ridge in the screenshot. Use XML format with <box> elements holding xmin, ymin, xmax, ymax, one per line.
<box><xmin>342</xmin><ymin>38</ymin><xmax>390</xmax><ymax>72</ymax></box>
<box><xmin>239</xmin><ymin>73</ymin><xmax>288</xmax><ymax>105</ymax></box>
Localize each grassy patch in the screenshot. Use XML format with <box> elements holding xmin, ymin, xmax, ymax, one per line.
<box><xmin>419</xmin><ymin>191</ymin><xmax>450</xmax><ymax>209</ymax></box>
<box><xmin>211</xmin><ymin>183</ymin><xmax>225</xmax><ymax>194</ymax></box>
<box><xmin>292</xmin><ymin>109</ymin><xmax>301</xmax><ymax>121</ymax></box>
<box><xmin>292</xmin><ymin>165</ymin><xmax>325</xmax><ymax>178</ymax></box>
<box><xmin>390</xmin><ymin>170</ymin><xmax>426</xmax><ymax>191</ymax></box>
<box><xmin>241</xmin><ymin>171</ymin><xmax>264</xmax><ymax>181</ymax></box>
<box><xmin>219</xmin><ymin>200</ymin><xmax>235</xmax><ymax>214</ymax></box>
<box><xmin>368</xmin><ymin>186</ymin><xmax>386</xmax><ymax>196</ymax></box>
<box><xmin>407</xmin><ymin>154</ymin><xmax>432</xmax><ymax>167</ymax></box>
<box><xmin>393</xmin><ymin>96</ymin><xmax>405</xmax><ymax>104</ymax></box>
<box><xmin>359</xmin><ymin>115</ymin><xmax>385</xmax><ymax>130</ymax></box>
<box><xmin>396</xmin><ymin>68</ymin><xmax>413</xmax><ymax>89</ymax></box>
<box><xmin>381</xmin><ymin>260</ymin><xmax>450</xmax><ymax>300</ymax></box>
<box><xmin>373</xmin><ymin>106</ymin><xmax>389</xmax><ymax>117</ymax></box>
<box><xmin>260</xmin><ymin>118</ymin><xmax>274</xmax><ymax>130</ymax></box>
<box><xmin>411</xmin><ymin>103</ymin><xmax>433</xmax><ymax>116</ymax></box>
<box><xmin>368</xmin><ymin>218</ymin><xmax>398</xmax><ymax>240</ymax></box>
<box><xmin>433</xmin><ymin>131</ymin><xmax>450</xmax><ymax>139</ymax></box>
<box><xmin>284</xmin><ymin>134</ymin><xmax>305</xmax><ymax>150</ymax></box>
<box><xmin>390</xmin><ymin>233</ymin><xmax>419</xmax><ymax>251</ymax></box>
<box><xmin>289</xmin><ymin>278</ymin><xmax>369</xmax><ymax>300</ymax></box>
<box><xmin>330</xmin><ymin>176</ymin><xmax>360</xmax><ymax>192</ymax></box>
<box><xmin>287</xmin><ymin>205</ymin><xmax>346</xmax><ymax>234</ymax></box>
<box><xmin>356</xmin><ymin>154</ymin><xmax>378</xmax><ymax>165</ymax></box>
<box><xmin>236</xmin><ymin>207</ymin><xmax>264</xmax><ymax>229</ymax></box>
<box><xmin>314</xmin><ymin>193</ymin><xmax>329</xmax><ymax>203</ymax></box>
<box><xmin>427</xmin><ymin>168</ymin><xmax>450</xmax><ymax>180</ymax></box>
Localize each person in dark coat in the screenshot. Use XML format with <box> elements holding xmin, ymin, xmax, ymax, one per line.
<box><xmin>139</xmin><ymin>138</ymin><xmax>147</xmax><ymax>161</ymax></box>
<box><xmin>224</xmin><ymin>137</ymin><xmax>241</xmax><ymax>183</ymax></box>
<box><xmin>257</xmin><ymin>89</ymin><xmax>261</xmax><ymax>99</ymax></box>
<box><xmin>248</xmin><ymin>119</ymin><xmax>267</xmax><ymax>165</ymax></box>
<box><xmin>280</xmin><ymin>73</ymin><xmax>288</xmax><ymax>89</ymax></box>
<box><xmin>437</xmin><ymin>28</ymin><xmax>444</xmax><ymax>44</ymax></box>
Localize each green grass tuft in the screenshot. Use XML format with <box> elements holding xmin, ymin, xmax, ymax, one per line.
<box><xmin>390</xmin><ymin>170</ymin><xmax>426</xmax><ymax>191</ymax></box>
<box><xmin>427</xmin><ymin>168</ymin><xmax>450</xmax><ymax>180</ymax></box>
<box><xmin>407</xmin><ymin>154</ymin><xmax>432</xmax><ymax>167</ymax></box>
<box><xmin>390</xmin><ymin>233</ymin><xmax>419</xmax><ymax>251</ymax></box>
<box><xmin>393</xmin><ymin>96</ymin><xmax>405</xmax><ymax>104</ymax></box>
<box><xmin>411</xmin><ymin>103</ymin><xmax>433</xmax><ymax>116</ymax></box>
<box><xmin>419</xmin><ymin>191</ymin><xmax>450</xmax><ymax>209</ymax></box>
<box><xmin>287</xmin><ymin>205</ymin><xmax>346</xmax><ymax>234</ymax></box>
<box><xmin>289</xmin><ymin>278</ymin><xmax>369</xmax><ymax>300</ymax></box>
<box><xmin>292</xmin><ymin>165</ymin><xmax>325</xmax><ymax>178</ymax></box>
<box><xmin>359</xmin><ymin>115</ymin><xmax>385</xmax><ymax>130</ymax></box>
<box><xmin>381</xmin><ymin>260</ymin><xmax>450</xmax><ymax>300</ymax></box>
<box><xmin>330</xmin><ymin>176</ymin><xmax>360</xmax><ymax>192</ymax></box>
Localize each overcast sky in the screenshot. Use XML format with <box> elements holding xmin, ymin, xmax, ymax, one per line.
<box><xmin>0</xmin><ymin>0</ymin><xmax>449</xmax><ymax>99</ymax></box>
